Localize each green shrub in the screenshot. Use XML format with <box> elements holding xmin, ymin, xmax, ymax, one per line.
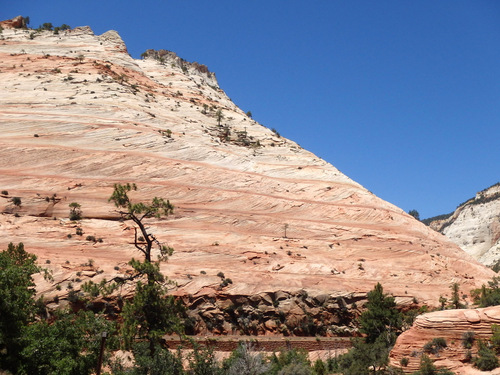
<box><xmin>423</xmin><ymin>337</ymin><xmax>447</xmax><ymax>354</ymax></box>
<box><xmin>313</xmin><ymin>359</ymin><xmax>326</xmax><ymax>375</ymax></box>
<box><xmin>69</xmin><ymin>202</ymin><xmax>82</xmax><ymax>220</ymax></box>
<box><xmin>474</xmin><ymin>340</ymin><xmax>499</xmax><ymax>371</ymax></box>
<box><xmin>462</xmin><ymin>330</ymin><xmax>475</xmax><ymax>349</ymax></box>
<box><xmin>1</xmin><ymin>190</ymin><xmax>8</xmax><ymax>195</ymax></box>
<box><xmin>12</xmin><ymin>197</ymin><xmax>21</xmax><ymax>206</ymax></box>
<box><xmin>417</xmin><ymin>354</ymin><xmax>454</xmax><ymax>375</ymax></box>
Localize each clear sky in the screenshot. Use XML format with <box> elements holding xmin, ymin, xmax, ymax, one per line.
<box><xmin>4</xmin><ymin>1</ymin><xmax>500</xmax><ymax>219</ymax></box>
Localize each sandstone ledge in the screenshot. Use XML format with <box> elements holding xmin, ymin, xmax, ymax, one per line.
<box><xmin>390</xmin><ymin>306</ymin><xmax>500</xmax><ymax>374</ymax></box>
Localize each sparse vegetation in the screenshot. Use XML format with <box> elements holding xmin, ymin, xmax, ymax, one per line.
<box><xmin>450</xmin><ymin>282</ymin><xmax>464</xmax><ymax>309</ymax></box>
<box><xmin>216</xmin><ymin>109</ymin><xmax>224</xmax><ymax>126</ymax></box>
<box><xmin>423</xmin><ymin>337</ymin><xmax>447</xmax><ymax>354</ymax></box>
<box><xmin>421</xmin><ymin>212</ymin><xmax>454</xmax><ymax>226</ymax></box>
<box><xmin>462</xmin><ymin>330</ymin><xmax>475</xmax><ymax>349</ymax></box>
<box><xmin>68</xmin><ymin>202</ymin><xmax>82</xmax><ymax>220</ymax></box>
<box><xmin>417</xmin><ymin>354</ymin><xmax>454</xmax><ymax>375</ymax></box>
<box><xmin>11</xmin><ymin>197</ymin><xmax>21</xmax><ymax>206</ymax></box>
<box><xmin>474</xmin><ymin>339</ymin><xmax>499</xmax><ymax>371</ymax></box>
<box><xmin>38</xmin><ymin>22</ymin><xmax>53</xmax><ymax>31</ymax></box>
<box><xmin>408</xmin><ymin>209</ymin><xmax>420</xmax><ymax>220</ymax></box>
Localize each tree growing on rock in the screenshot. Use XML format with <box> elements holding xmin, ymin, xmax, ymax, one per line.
<box><xmin>408</xmin><ymin>209</ymin><xmax>420</xmax><ymax>220</ymax></box>
<box><xmin>108</xmin><ymin>183</ymin><xmax>174</xmax><ymax>262</ymax></box>
<box><xmin>108</xmin><ymin>183</ymin><xmax>183</xmax><ymax>358</ymax></box>
<box><xmin>69</xmin><ymin>202</ymin><xmax>82</xmax><ymax>220</ymax></box>
<box><xmin>450</xmin><ymin>282</ymin><xmax>464</xmax><ymax>309</ymax></box>
<box><xmin>216</xmin><ymin>109</ymin><xmax>224</xmax><ymax>126</ymax></box>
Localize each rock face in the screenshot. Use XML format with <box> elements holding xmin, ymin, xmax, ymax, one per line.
<box><xmin>429</xmin><ymin>183</ymin><xmax>500</xmax><ymax>265</ymax></box>
<box><xmin>390</xmin><ymin>306</ymin><xmax>500</xmax><ymax>374</ymax></box>
<box><xmin>0</xmin><ymin>18</ymin><xmax>496</xmax><ymax>335</ymax></box>
<box><xmin>0</xmin><ymin>15</ymin><xmax>26</xmax><ymax>29</ymax></box>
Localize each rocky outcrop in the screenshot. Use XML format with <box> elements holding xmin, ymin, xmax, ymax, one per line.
<box><xmin>428</xmin><ymin>183</ymin><xmax>500</xmax><ymax>265</ymax></box>
<box><xmin>0</xmin><ymin>21</ymin><xmax>496</xmax><ymax>336</ymax></box>
<box><xmin>0</xmin><ymin>16</ymin><xmax>26</xmax><ymax>29</ymax></box>
<box><xmin>179</xmin><ymin>289</ymin><xmax>367</xmax><ymax>336</ymax></box>
<box><xmin>390</xmin><ymin>306</ymin><xmax>500</xmax><ymax>374</ymax></box>
<box><xmin>141</xmin><ymin>49</ymin><xmax>219</xmax><ymax>88</ymax></box>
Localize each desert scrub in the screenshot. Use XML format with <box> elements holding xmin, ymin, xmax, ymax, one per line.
<box><xmin>462</xmin><ymin>330</ymin><xmax>475</xmax><ymax>349</ymax></box>
<box><xmin>423</xmin><ymin>337</ymin><xmax>447</xmax><ymax>354</ymax></box>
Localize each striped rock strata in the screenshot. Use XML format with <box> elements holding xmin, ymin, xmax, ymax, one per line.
<box><xmin>0</xmin><ymin>19</ymin><xmax>496</xmax><ymax>335</ymax></box>
<box><xmin>390</xmin><ymin>306</ymin><xmax>500</xmax><ymax>374</ymax></box>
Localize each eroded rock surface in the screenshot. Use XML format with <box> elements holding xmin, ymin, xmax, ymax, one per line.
<box><xmin>390</xmin><ymin>306</ymin><xmax>500</xmax><ymax>374</ymax></box>
<box><xmin>0</xmin><ymin>18</ymin><xmax>496</xmax><ymax>335</ymax></box>
<box><xmin>429</xmin><ymin>183</ymin><xmax>500</xmax><ymax>265</ymax></box>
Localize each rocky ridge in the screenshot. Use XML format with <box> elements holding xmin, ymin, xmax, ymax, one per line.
<box><xmin>428</xmin><ymin>183</ymin><xmax>500</xmax><ymax>266</ymax></box>
<box><xmin>0</xmin><ymin>19</ymin><xmax>496</xmax><ymax>336</ymax></box>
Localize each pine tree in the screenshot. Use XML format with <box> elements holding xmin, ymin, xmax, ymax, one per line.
<box><xmin>359</xmin><ymin>283</ymin><xmax>402</xmax><ymax>344</ymax></box>
<box><xmin>108</xmin><ymin>184</ymin><xmax>183</xmax><ymax>357</ymax></box>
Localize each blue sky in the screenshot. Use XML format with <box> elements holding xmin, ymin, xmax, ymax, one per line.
<box><xmin>4</xmin><ymin>1</ymin><xmax>500</xmax><ymax>219</ymax></box>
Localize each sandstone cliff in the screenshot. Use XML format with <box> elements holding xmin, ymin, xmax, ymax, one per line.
<box><xmin>390</xmin><ymin>306</ymin><xmax>500</xmax><ymax>374</ymax></box>
<box><xmin>0</xmin><ymin>18</ymin><xmax>496</xmax><ymax>336</ymax></box>
<box><xmin>428</xmin><ymin>183</ymin><xmax>500</xmax><ymax>266</ymax></box>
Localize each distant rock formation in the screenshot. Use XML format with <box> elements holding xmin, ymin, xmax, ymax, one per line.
<box><xmin>427</xmin><ymin>183</ymin><xmax>500</xmax><ymax>265</ymax></box>
<box><xmin>0</xmin><ymin>16</ymin><xmax>26</xmax><ymax>29</ymax></box>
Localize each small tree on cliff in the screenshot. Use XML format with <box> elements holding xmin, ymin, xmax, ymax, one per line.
<box><xmin>108</xmin><ymin>183</ymin><xmax>183</xmax><ymax>357</ymax></box>
<box><xmin>215</xmin><ymin>109</ymin><xmax>224</xmax><ymax>126</ymax></box>
<box><xmin>408</xmin><ymin>209</ymin><xmax>420</xmax><ymax>221</ymax></box>
<box><xmin>450</xmin><ymin>282</ymin><xmax>464</xmax><ymax>309</ymax></box>
<box><xmin>69</xmin><ymin>202</ymin><xmax>82</xmax><ymax>220</ymax></box>
<box><xmin>109</xmin><ymin>183</ymin><xmax>174</xmax><ymax>263</ymax></box>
